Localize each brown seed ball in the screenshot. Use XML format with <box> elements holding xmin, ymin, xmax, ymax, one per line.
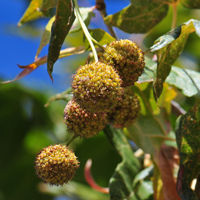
<box><xmin>100</xmin><ymin>39</ymin><xmax>145</xmax><ymax>87</ymax></box>
<box><xmin>35</xmin><ymin>144</ymin><xmax>79</xmax><ymax>186</ymax></box>
<box><xmin>71</xmin><ymin>62</ymin><xmax>123</xmax><ymax>113</ymax></box>
<box><xmin>107</xmin><ymin>89</ymin><xmax>141</xmax><ymax>128</ymax></box>
<box><xmin>64</xmin><ymin>99</ymin><xmax>107</xmax><ymax>138</ymax></box>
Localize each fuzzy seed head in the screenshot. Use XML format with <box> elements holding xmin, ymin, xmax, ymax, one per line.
<box><xmin>64</xmin><ymin>99</ymin><xmax>107</xmax><ymax>138</ymax></box>
<box><xmin>72</xmin><ymin>62</ymin><xmax>123</xmax><ymax>113</ymax></box>
<box><xmin>100</xmin><ymin>39</ymin><xmax>145</xmax><ymax>87</ymax></box>
<box><xmin>35</xmin><ymin>144</ymin><xmax>79</xmax><ymax>186</ymax></box>
<box><xmin>107</xmin><ymin>89</ymin><xmax>141</xmax><ymax>128</ymax></box>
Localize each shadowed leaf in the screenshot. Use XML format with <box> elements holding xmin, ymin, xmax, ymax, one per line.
<box><xmin>41</xmin><ymin>0</ymin><xmax>58</xmax><ymax>11</ymax></box>
<box><xmin>83</xmin><ymin>28</ymin><xmax>115</xmax><ymax>50</ymax></box>
<box><xmin>175</xmin><ymin>99</ymin><xmax>200</xmax><ymax>200</ymax></box>
<box><xmin>104</xmin><ymin>2</ymin><xmax>168</xmax><ymax>34</ymax></box>
<box><xmin>181</xmin><ymin>0</ymin><xmax>200</xmax><ymax>8</ymax></box>
<box><xmin>1</xmin><ymin>46</ymin><xmax>85</xmax><ymax>84</ymax></box>
<box><xmin>103</xmin><ymin>125</ymin><xmax>141</xmax><ymax>200</ymax></box>
<box><xmin>126</xmin><ymin>82</ymin><xmax>175</xmax><ymax>154</ymax></box>
<box><xmin>47</xmin><ymin>0</ymin><xmax>75</xmax><ymax>81</ymax></box>
<box><xmin>149</xmin><ymin>19</ymin><xmax>200</xmax><ymax>100</ymax></box>
<box><xmin>18</xmin><ymin>0</ymin><xmax>44</xmax><ymax>26</ymax></box>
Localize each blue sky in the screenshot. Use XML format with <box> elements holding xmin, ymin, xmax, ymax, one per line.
<box><xmin>0</xmin><ymin>0</ymin><xmax>129</xmax><ymax>93</ymax></box>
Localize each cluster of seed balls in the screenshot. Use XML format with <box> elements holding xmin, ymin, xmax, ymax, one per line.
<box><xmin>65</xmin><ymin>39</ymin><xmax>144</xmax><ymax>137</ymax></box>
<box><xmin>35</xmin><ymin>39</ymin><xmax>145</xmax><ymax>186</ymax></box>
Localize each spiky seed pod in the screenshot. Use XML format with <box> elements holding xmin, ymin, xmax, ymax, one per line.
<box><xmin>35</xmin><ymin>144</ymin><xmax>79</xmax><ymax>186</ymax></box>
<box><xmin>64</xmin><ymin>99</ymin><xmax>107</xmax><ymax>138</ymax></box>
<box><xmin>107</xmin><ymin>89</ymin><xmax>141</xmax><ymax>128</ymax></box>
<box><xmin>100</xmin><ymin>39</ymin><xmax>145</xmax><ymax>87</ymax></box>
<box><xmin>72</xmin><ymin>62</ymin><xmax>123</xmax><ymax>113</ymax></box>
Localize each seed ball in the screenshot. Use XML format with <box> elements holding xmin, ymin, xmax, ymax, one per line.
<box><xmin>100</xmin><ymin>39</ymin><xmax>145</xmax><ymax>87</ymax></box>
<box><xmin>63</xmin><ymin>99</ymin><xmax>107</xmax><ymax>138</ymax></box>
<box><xmin>35</xmin><ymin>144</ymin><xmax>79</xmax><ymax>186</ymax></box>
<box><xmin>107</xmin><ymin>88</ymin><xmax>141</xmax><ymax>128</ymax></box>
<box><xmin>72</xmin><ymin>62</ymin><xmax>123</xmax><ymax>113</ymax></box>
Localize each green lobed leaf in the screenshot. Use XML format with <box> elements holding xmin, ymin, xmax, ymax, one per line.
<box><xmin>47</xmin><ymin>0</ymin><xmax>75</xmax><ymax>81</ymax></box>
<box><xmin>181</xmin><ymin>0</ymin><xmax>200</xmax><ymax>9</ymax></box>
<box><xmin>41</xmin><ymin>0</ymin><xmax>58</xmax><ymax>11</ymax></box>
<box><xmin>103</xmin><ymin>125</ymin><xmax>141</xmax><ymax>200</ymax></box>
<box><xmin>83</xmin><ymin>28</ymin><xmax>115</xmax><ymax>50</ymax></box>
<box><xmin>175</xmin><ymin>99</ymin><xmax>200</xmax><ymax>200</ymax></box>
<box><xmin>17</xmin><ymin>0</ymin><xmax>44</xmax><ymax>26</ymax></box>
<box><xmin>104</xmin><ymin>2</ymin><xmax>168</xmax><ymax>34</ymax></box>
<box><xmin>149</xmin><ymin>19</ymin><xmax>200</xmax><ymax>100</ymax></box>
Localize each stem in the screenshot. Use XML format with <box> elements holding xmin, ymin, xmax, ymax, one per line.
<box><xmin>171</xmin><ymin>3</ymin><xmax>177</xmax><ymax>29</ymax></box>
<box><xmin>66</xmin><ymin>135</ymin><xmax>77</xmax><ymax>146</ymax></box>
<box><xmin>74</xmin><ymin>0</ymin><xmax>98</xmax><ymax>62</ymax></box>
<box><xmin>95</xmin><ymin>0</ymin><xmax>117</xmax><ymax>39</ymax></box>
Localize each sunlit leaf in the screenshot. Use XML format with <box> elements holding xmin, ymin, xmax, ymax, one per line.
<box><xmin>149</xmin><ymin>19</ymin><xmax>200</xmax><ymax>100</ymax></box>
<box><xmin>47</xmin><ymin>0</ymin><xmax>75</xmax><ymax>81</ymax></box>
<box><xmin>139</xmin><ymin>56</ymin><xmax>200</xmax><ymax>97</ymax></box>
<box><xmin>166</xmin><ymin>67</ymin><xmax>200</xmax><ymax>97</ymax></box>
<box><xmin>35</xmin><ymin>16</ymin><xmax>55</xmax><ymax>59</ymax></box>
<box><xmin>18</xmin><ymin>0</ymin><xmax>44</xmax><ymax>26</ymax></box>
<box><xmin>83</xmin><ymin>28</ymin><xmax>115</xmax><ymax>50</ymax></box>
<box><xmin>175</xmin><ymin>99</ymin><xmax>200</xmax><ymax>200</ymax></box>
<box><xmin>1</xmin><ymin>46</ymin><xmax>85</xmax><ymax>84</ymax></box>
<box><xmin>70</xmin><ymin>7</ymin><xmax>95</xmax><ymax>33</ymax></box>
<box><xmin>181</xmin><ymin>0</ymin><xmax>200</xmax><ymax>9</ymax></box>
<box><xmin>104</xmin><ymin>2</ymin><xmax>168</xmax><ymax>33</ymax></box>
<box><xmin>103</xmin><ymin>125</ymin><xmax>141</xmax><ymax>200</ymax></box>
<box><xmin>41</xmin><ymin>0</ymin><xmax>58</xmax><ymax>11</ymax></box>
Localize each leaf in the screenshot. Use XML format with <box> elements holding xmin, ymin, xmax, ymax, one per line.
<box><xmin>83</xmin><ymin>28</ymin><xmax>115</xmax><ymax>50</ymax></box>
<box><xmin>35</xmin><ymin>16</ymin><xmax>55</xmax><ymax>59</ymax></box>
<box><xmin>17</xmin><ymin>0</ymin><xmax>44</xmax><ymax>26</ymax></box>
<box><xmin>41</xmin><ymin>0</ymin><xmax>58</xmax><ymax>11</ymax></box>
<box><xmin>104</xmin><ymin>2</ymin><xmax>168</xmax><ymax>34</ymax></box>
<box><xmin>47</xmin><ymin>0</ymin><xmax>75</xmax><ymax>81</ymax></box>
<box><xmin>175</xmin><ymin>99</ymin><xmax>200</xmax><ymax>200</ymax></box>
<box><xmin>154</xmin><ymin>144</ymin><xmax>181</xmax><ymax>200</ymax></box>
<box><xmin>70</xmin><ymin>7</ymin><xmax>95</xmax><ymax>34</ymax></box>
<box><xmin>139</xmin><ymin>57</ymin><xmax>200</xmax><ymax>97</ymax></box>
<box><xmin>36</xmin><ymin>7</ymin><xmax>93</xmax><ymax>59</ymax></box>
<box><xmin>181</xmin><ymin>0</ymin><xmax>200</xmax><ymax>9</ymax></box>
<box><xmin>1</xmin><ymin>46</ymin><xmax>85</xmax><ymax>84</ymax></box>
<box><xmin>149</xmin><ymin>19</ymin><xmax>200</xmax><ymax>100</ymax></box>
<box><xmin>126</xmin><ymin>82</ymin><xmax>175</xmax><ymax>154</ymax></box>
<box><xmin>166</xmin><ymin>67</ymin><xmax>200</xmax><ymax>97</ymax></box>
<box><xmin>132</xmin><ymin>165</ymin><xmax>154</xmax><ymax>199</ymax></box>
<box><xmin>103</xmin><ymin>125</ymin><xmax>141</xmax><ymax>200</ymax></box>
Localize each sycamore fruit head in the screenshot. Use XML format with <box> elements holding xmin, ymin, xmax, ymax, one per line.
<box><xmin>100</xmin><ymin>39</ymin><xmax>145</xmax><ymax>87</ymax></box>
<box><xmin>107</xmin><ymin>88</ymin><xmax>141</xmax><ymax>128</ymax></box>
<box><xmin>63</xmin><ymin>99</ymin><xmax>107</xmax><ymax>138</ymax></box>
<box><xmin>71</xmin><ymin>61</ymin><xmax>123</xmax><ymax>113</ymax></box>
<box><xmin>35</xmin><ymin>144</ymin><xmax>79</xmax><ymax>186</ymax></box>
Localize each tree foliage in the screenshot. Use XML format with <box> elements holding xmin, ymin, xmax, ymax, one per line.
<box><xmin>1</xmin><ymin>0</ymin><xmax>200</xmax><ymax>200</ymax></box>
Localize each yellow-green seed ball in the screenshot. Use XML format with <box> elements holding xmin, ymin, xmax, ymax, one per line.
<box><xmin>72</xmin><ymin>62</ymin><xmax>123</xmax><ymax>113</ymax></box>
<box><xmin>63</xmin><ymin>99</ymin><xmax>107</xmax><ymax>138</ymax></box>
<box><xmin>107</xmin><ymin>88</ymin><xmax>141</xmax><ymax>128</ymax></box>
<box><xmin>35</xmin><ymin>144</ymin><xmax>79</xmax><ymax>186</ymax></box>
<box><xmin>100</xmin><ymin>39</ymin><xmax>145</xmax><ymax>87</ymax></box>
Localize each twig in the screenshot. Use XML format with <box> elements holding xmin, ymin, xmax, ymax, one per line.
<box><xmin>171</xmin><ymin>100</ymin><xmax>186</xmax><ymax>116</ymax></box>
<box><xmin>171</xmin><ymin>2</ymin><xmax>177</xmax><ymax>29</ymax></box>
<box><xmin>95</xmin><ymin>0</ymin><xmax>118</xmax><ymax>39</ymax></box>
